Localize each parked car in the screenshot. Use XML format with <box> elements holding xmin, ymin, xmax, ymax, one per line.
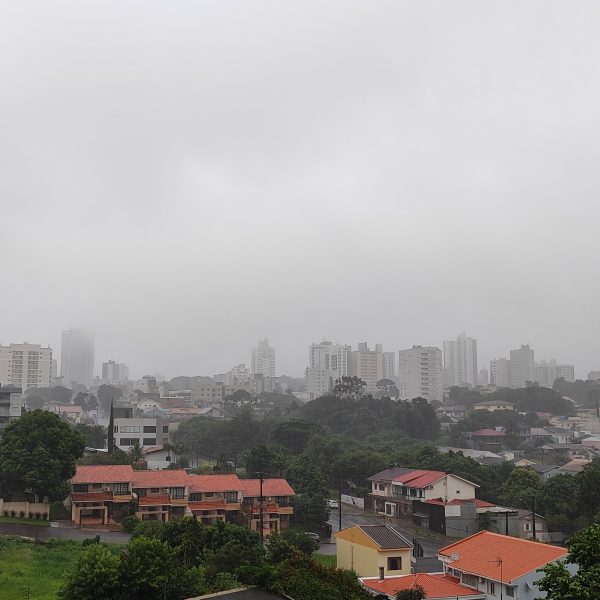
<box><xmin>306</xmin><ymin>532</ymin><xmax>320</xmax><ymax>548</ymax></box>
<box><xmin>326</xmin><ymin>499</ymin><xmax>339</xmax><ymax>509</ymax></box>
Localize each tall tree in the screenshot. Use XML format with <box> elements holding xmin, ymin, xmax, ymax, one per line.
<box><xmin>0</xmin><ymin>410</ymin><xmax>85</xmax><ymax>500</ymax></box>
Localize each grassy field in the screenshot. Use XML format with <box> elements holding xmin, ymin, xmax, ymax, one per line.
<box><xmin>0</xmin><ymin>537</ymin><xmax>84</xmax><ymax>599</ymax></box>
<box><xmin>0</xmin><ymin>516</ymin><xmax>50</xmax><ymax>527</ymax></box>
<box><xmin>313</xmin><ymin>553</ymin><xmax>336</xmax><ymax>568</ymax></box>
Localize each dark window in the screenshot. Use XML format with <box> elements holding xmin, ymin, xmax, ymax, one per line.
<box><xmin>224</xmin><ymin>491</ymin><xmax>238</xmax><ymax>503</ymax></box>
<box><xmin>387</xmin><ymin>557</ymin><xmax>402</xmax><ymax>571</ymax></box>
<box><xmin>189</xmin><ymin>493</ymin><xmax>201</xmax><ymax>501</ymax></box>
<box><xmin>505</xmin><ymin>587</ymin><xmax>515</xmax><ymax>598</ymax></box>
<box><xmin>73</xmin><ymin>484</ymin><xmax>88</xmax><ymax>493</ymax></box>
<box><xmin>114</xmin><ymin>483</ymin><xmax>129</xmax><ymax>495</ymax></box>
<box><xmin>92</xmin><ymin>483</ymin><xmax>102</xmax><ymax>489</ymax></box>
<box><xmin>143</xmin><ymin>438</ymin><xmax>156</xmax><ymax>445</ymax></box>
<box><xmin>204</xmin><ymin>492</ymin><xmax>213</xmax><ymax>497</ymax></box>
<box><xmin>163</xmin><ymin>426</ymin><xmax>169</xmax><ymax>433</ymax></box>
<box><xmin>119</xmin><ymin>438</ymin><xmax>132</xmax><ymax>446</ymax></box>
<box><xmin>150</xmin><ymin>488</ymin><xmax>160</xmax><ymax>493</ymax></box>
<box><xmin>135</xmin><ymin>488</ymin><xmax>147</xmax><ymax>497</ymax></box>
<box><xmin>170</xmin><ymin>488</ymin><xmax>185</xmax><ymax>499</ymax></box>
<box><xmin>143</xmin><ymin>426</ymin><xmax>156</xmax><ymax>433</ymax></box>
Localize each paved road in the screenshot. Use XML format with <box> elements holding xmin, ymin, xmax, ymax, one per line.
<box><xmin>0</xmin><ymin>522</ymin><xmax>131</xmax><ymax>544</ymax></box>
<box><xmin>319</xmin><ymin>506</ymin><xmax>447</xmax><ymax>558</ymax></box>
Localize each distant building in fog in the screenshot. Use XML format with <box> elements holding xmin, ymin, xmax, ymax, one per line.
<box><xmin>443</xmin><ymin>332</ymin><xmax>478</xmax><ymax>387</ymax></box>
<box><xmin>588</xmin><ymin>370</ymin><xmax>600</xmax><ymax>381</ymax></box>
<box><xmin>478</xmin><ymin>369</ymin><xmax>489</xmax><ymax>386</ymax></box>
<box><xmin>102</xmin><ymin>360</ymin><xmax>129</xmax><ymax>385</ymax></box>
<box><xmin>509</xmin><ymin>344</ymin><xmax>535</xmax><ymax>388</ymax></box>
<box><xmin>382</xmin><ymin>351</ymin><xmax>396</xmax><ymax>381</ymax></box>
<box><xmin>0</xmin><ymin>343</ymin><xmax>53</xmax><ymax>391</ymax></box>
<box><xmin>349</xmin><ymin>342</ymin><xmax>383</xmax><ymax>393</ymax></box>
<box><xmin>398</xmin><ymin>346</ymin><xmax>443</xmax><ymax>403</ymax></box>
<box><xmin>306</xmin><ymin>340</ymin><xmax>350</xmax><ymax>398</ymax></box>
<box><xmin>534</xmin><ymin>360</ymin><xmax>575</xmax><ymax>387</ymax></box>
<box><xmin>251</xmin><ymin>338</ymin><xmax>276</xmax><ymax>378</ymax></box>
<box><xmin>490</xmin><ymin>358</ymin><xmax>511</xmax><ymax>388</ymax></box>
<box><xmin>61</xmin><ymin>329</ymin><xmax>95</xmax><ymax>389</ymax></box>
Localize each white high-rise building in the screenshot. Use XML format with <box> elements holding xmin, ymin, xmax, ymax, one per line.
<box><xmin>443</xmin><ymin>332</ymin><xmax>478</xmax><ymax>387</ymax></box>
<box><xmin>509</xmin><ymin>344</ymin><xmax>535</xmax><ymax>389</ymax></box>
<box><xmin>382</xmin><ymin>351</ymin><xmax>396</xmax><ymax>381</ymax></box>
<box><xmin>349</xmin><ymin>342</ymin><xmax>383</xmax><ymax>393</ymax></box>
<box><xmin>251</xmin><ymin>338</ymin><xmax>276</xmax><ymax>378</ymax></box>
<box><xmin>478</xmin><ymin>369</ymin><xmax>489</xmax><ymax>386</ymax></box>
<box><xmin>224</xmin><ymin>364</ymin><xmax>251</xmax><ymax>386</ymax></box>
<box><xmin>490</xmin><ymin>358</ymin><xmax>511</xmax><ymax>387</ymax></box>
<box><xmin>534</xmin><ymin>360</ymin><xmax>575</xmax><ymax>387</ymax></box>
<box><xmin>398</xmin><ymin>346</ymin><xmax>443</xmax><ymax>403</ymax></box>
<box><xmin>0</xmin><ymin>343</ymin><xmax>53</xmax><ymax>391</ymax></box>
<box><xmin>61</xmin><ymin>329</ymin><xmax>95</xmax><ymax>388</ymax></box>
<box><xmin>588</xmin><ymin>370</ymin><xmax>600</xmax><ymax>381</ymax></box>
<box><xmin>101</xmin><ymin>360</ymin><xmax>129</xmax><ymax>385</ymax></box>
<box><xmin>306</xmin><ymin>340</ymin><xmax>351</xmax><ymax>398</ymax></box>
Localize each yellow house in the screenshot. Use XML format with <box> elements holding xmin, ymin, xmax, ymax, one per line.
<box><xmin>335</xmin><ymin>524</ymin><xmax>413</xmax><ymax>578</ymax></box>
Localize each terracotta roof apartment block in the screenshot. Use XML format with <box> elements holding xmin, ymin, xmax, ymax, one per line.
<box><xmin>238</xmin><ymin>478</ymin><xmax>295</xmax><ymax>497</ymax></box>
<box><xmin>188</xmin><ymin>474</ymin><xmax>243</xmax><ymax>493</ymax></box>
<box><xmin>72</xmin><ymin>465</ymin><xmax>135</xmax><ymax>484</ymax></box>
<box><xmin>131</xmin><ymin>469</ymin><xmax>190</xmax><ymax>488</ymax></box>
<box><xmin>438</xmin><ymin>531</ymin><xmax>567</xmax><ymax>584</ymax></box>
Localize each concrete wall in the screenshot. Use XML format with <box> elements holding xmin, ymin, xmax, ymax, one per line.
<box><xmin>336</xmin><ymin>537</ymin><xmax>411</xmax><ymax>578</ymax></box>
<box><xmin>0</xmin><ymin>500</ymin><xmax>49</xmax><ymax>519</ymax></box>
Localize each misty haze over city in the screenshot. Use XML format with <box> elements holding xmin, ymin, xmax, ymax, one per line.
<box><xmin>2</xmin><ymin>1</ymin><xmax>599</xmax><ymax>379</ymax></box>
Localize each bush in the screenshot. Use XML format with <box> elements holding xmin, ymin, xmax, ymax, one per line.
<box><xmin>19</xmin><ymin>511</ymin><xmax>25</xmax><ymax>518</ymax></box>
<box><xmin>132</xmin><ymin>519</ymin><xmax>166</xmax><ymax>540</ymax></box>
<box><xmin>82</xmin><ymin>535</ymin><xmax>101</xmax><ymax>546</ymax></box>
<box><xmin>43</xmin><ymin>513</ymin><xmax>49</xmax><ymax>520</ymax></box>
<box><xmin>120</xmin><ymin>515</ymin><xmax>140</xmax><ymax>533</ymax></box>
<box><xmin>28</xmin><ymin>513</ymin><xmax>33</xmax><ymax>519</ymax></box>
<box><xmin>10</xmin><ymin>511</ymin><xmax>16</xmax><ymax>518</ymax></box>
<box><xmin>3</xmin><ymin>510</ymin><xmax>8</xmax><ymax>517</ymax></box>
<box><xmin>35</xmin><ymin>512</ymin><xmax>41</xmax><ymax>519</ymax></box>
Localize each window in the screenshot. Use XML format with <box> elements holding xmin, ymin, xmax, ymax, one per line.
<box><xmin>150</xmin><ymin>488</ymin><xmax>160</xmax><ymax>493</ymax></box>
<box><xmin>224</xmin><ymin>491</ymin><xmax>238</xmax><ymax>503</ymax></box>
<box><xmin>114</xmin><ymin>483</ymin><xmax>129</xmax><ymax>495</ymax></box>
<box><xmin>488</xmin><ymin>581</ymin><xmax>496</xmax><ymax>595</ymax></box>
<box><xmin>387</xmin><ymin>557</ymin><xmax>402</xmax><ymax>571</ymax></box>
<box><xmin>163</xmin><ymin>426</ymin><xmax>169</xmax><ymax>433</ymax></box>
<box><xmin>143</xmin><ymin>438</ymin><xmax>156</xmax><ymax>445</ymax></box>
<box><xmin>170</xmin><ymin>488</ymin><xmax>185</xmax><ymax>499</ymax></box>
<box><xmin>462</xmin><ymin>574</ymin><xmax>477</xmax><ymax>588</ymax></box>
<box><xmin>73</xmin><ymin>484</ymin><xmax>88</xmax><ymax>493</ymax></box>
<box><xmin>143</xmin><ymin>426</ymin><xmax>156</xmax><ymax>433</ymax></box>
<box><xmin>120</xmin><ymin>426</ymin><xmax>140</xmax><ymax>433</ymax></box>
<box><xmin>505</xmin><ymin>586</ymin><xmax>515</xmax><ymax>598</ymax></box>
<box><xmin>119</xmin><ymin>438</ymin><xmax>133</xmax><ymax>446</ymax></box>
<box><xmin>205</xmin><ymin>492</ymin><xmax>213</xmax><ymax>497</ymax></box>
<box><xmin>92</xmin><ymin>483</ymin><xmax>102</xmax><ymax>489</ymax></box>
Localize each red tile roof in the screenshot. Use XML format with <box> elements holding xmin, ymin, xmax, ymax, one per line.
<box><xmin>188</xmin><ymin>500</ymin><xmax>227</xmax><ymax>511</ymax></box>
<box><xmin>72</xmin><ymin>492</ymin><xmax>113</xmax><ymax>502</ymax></box>
<box><xmin>471</xmin><ymin>428</ymin><xmax>506</xmax><ymax>437</ymax></box>
<box><xmin>72</xmin><ymin>465</ymin><xmax>135</xmax><ymax>484</ymax></box>
<box><xmin>426</xmin><ymin>498</ymin><xmax>496</xmax><ymax>508</ymax></box>
<box><xmin>188</xmin><ymin>474</ymin><xmax>242</xmax><ymax>493</ymax></box>
<box><xmin>132</xmin><ymin>469</ymin><xmax>190</xmax><ymax>488</ymax></box>
<box><xmin>238</xmin><ymin>478</ymin><xmax>295</xmax><ymax>497</ymax></box>
<box><xmin>392</xmin><ymin>469</ymin><xmax>446</xmax><ymax>488</ymax></box>
<box><xmin>362</xmin><ymin>573</ymin><xmax>483</xmax><ymax>599</ymax></box>
<box><xmin>438</xmin><ymin>531</ymin><xmax>567</xmax><ymax>583</ymax></box>
<box><xmin>138</xmin><ymin>494</ymin><xmax>171</xmax><ymax>506</ymax></box>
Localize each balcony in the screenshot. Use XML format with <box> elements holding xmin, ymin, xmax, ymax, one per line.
<box><xmin>72</xmin><ymin>491</ymin><xmax>113</xmax><ymax>503</ymax></box>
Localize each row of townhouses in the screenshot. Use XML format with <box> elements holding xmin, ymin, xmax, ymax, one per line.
<box><xmin>70</xmin><ymin>466</ymin><xmax>294</xmax><ymax>536</ymax></box>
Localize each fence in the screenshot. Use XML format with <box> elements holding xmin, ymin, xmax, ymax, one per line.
<box><xmin>340</xmin><ymin>494</ymin><xmax>364</xmax><ymax>510</ymax></box>
<box><xmin>0</xmin><ymin>500</ymin><xmax>50</xmax><ymax>519</ymax></box>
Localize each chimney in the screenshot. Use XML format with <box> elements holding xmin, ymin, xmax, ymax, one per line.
<box><xmin>379</xmin><ymin>566</ymin><xmax>385</xmax><ymax>581</ymax></box>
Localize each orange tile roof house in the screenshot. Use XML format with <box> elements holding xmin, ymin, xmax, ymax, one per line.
<box><xmin>69</xmin><ymin>466</ymin><xmax>294</xmax><ymax>536</ymax></box>
<box><xmin>361</xmin><ymin>573</ymin><xmax>485</xmax><ymax>600</ymax></box>
<box><xmin>437</xmin><ymin>531</ymin><xmax>568</xmax><ymax>600</ymax></box>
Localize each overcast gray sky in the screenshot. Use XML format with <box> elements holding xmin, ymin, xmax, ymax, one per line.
<box><xmin>1</xmin><ymin>1</ymin><xmax>599</xmax><ymax>379</ymax></box>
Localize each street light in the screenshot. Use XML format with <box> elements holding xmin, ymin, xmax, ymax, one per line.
<box><xmin>519</xmin><ymin>497</ymin><xmax>537</xmax><ymax>541</ymax></box>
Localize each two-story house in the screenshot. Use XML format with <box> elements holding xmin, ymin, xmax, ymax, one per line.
<box><xmin>238</xmin><ymin>478</ymin><xmax>295</xmax><ymax>536</ymax></box>
<box><xmin>187</xmin><ymin>474</ymin><xmax>242</xmax><ymax>524</ymax></box>
<box><xmin>368</xmin><ymin>467</ymin><xmax>478</xmax><ymax>517</ymax></box>
<box><xmin>131</xmin><ymin>470</ymin><xmax>190</xmax><ymax>522</ymax></box>
<box><xmin>438</xmin><ymin>531</ymin><xmax>568</xmax><ymax>599</ymax></box>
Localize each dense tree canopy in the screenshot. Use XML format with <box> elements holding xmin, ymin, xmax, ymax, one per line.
<box><xmin>0</xmin><ymin>410</ymin><xmax>85</xmax><ymax>500</ymax></box>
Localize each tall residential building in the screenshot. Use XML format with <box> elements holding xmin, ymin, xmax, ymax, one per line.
<box><xmin>443</xmin><ymin>332</ymin><xmax>478</xmax><ymax>387</ymax></box>
<box><xmin>306</xmin><ymin>340</ymin><xmax>351</xmax><ymax>399</ymax></box>
<box><xmin>223</xmin><ymin>364</ymin><xmax>251</xmax><ymax>386</ymax></box>
<box><xmin>490</xmin><ymin>358</ymin><xmax>511</xmax><ymax>387</ymax></box>
<box><xmin>251</xmin><ymin>339</ymin><xmax>276</xmax><ymax>378</ymax></box>
<box><xmin>348</xmin><ymin>342</ymin><xmax>383</xmax><ymax>393</ymax></box>
<box><xmin>509</xmin><ymin>344</ymin><xmax>535</xmax><ymax>389</ymax></box>
<box><xmin>0</xmin><ymin>343</ymin><xmax>53</xmax><ymax>391</ymax></box>
<box><xmin>382</xmin><ymin>351</ymin><xmax>396</xmax><ymax>381</ymax></box>
<box><xmin>534</xmin><ymin>360</ymin><xmax>575</xmax><ymax>386</ymax></box>
<box><xmin>398</xmin><ymin>346</ymin><xmax>443</xmax><ymax>403</ymax></box>
<box><xmin>61</xmin><ymin>329</ymin><xmax>95</xmax><ymax>389</ymax></box>
<box><xmin>478</xmin><ymin>369</ymin><xmax>489</xmax><ymax>386</ymax></box>
<box><xmin>101</xmin><ymin>360</ymin><xmax>129</xmax><ymax>385</ymax></box>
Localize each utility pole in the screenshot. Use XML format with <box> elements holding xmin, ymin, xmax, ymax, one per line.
<box><xmin>532</xmin><ymin>497</ymin><xmax>537</xmax><ymax>542</ymax></box>
<box><xmin>338</xmin><ymin>481</ymin><xmax>342</xmax><ymax>534</ymax></box>
<box><xmin>259</xmin><ymin>472</ymin><xmax>264</xmax><ymax>546</ymax></box>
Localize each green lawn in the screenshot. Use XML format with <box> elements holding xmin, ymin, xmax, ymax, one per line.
<box><xmin>313</xmin><ymin>553</ymin><xmax>336</xmax><ymax>568</ymax></box>
<box><xmin>0</xmin><ymin>516</ymin><xmax>50</xmax><ymax>527</ymax></box>
<box><xmin>0</xmin><ymin>537</ymin><xmax>85</xmax><ymax>599</ymax></box>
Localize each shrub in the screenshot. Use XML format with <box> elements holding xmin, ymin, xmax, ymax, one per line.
<box><xmin>82</xmin><ymin>535</ymin><xmax>101</xmax><ymax>546</ymax></box>
<box><xmin>35</xmin><ymin>512</ymin><xmax>41</xmax><ymax>519</ymax></box>
<box><xmin>2</xmin><ymin>510</ymin><xmax>8</xmax><ymax>517</ymax></box>
<box><xmin>10</xmin><ymin>511</ymin><xmax>16</xmax><ymax>518</ymax></box>
<box><xmin>28</xmin><ymin>513</ymin><xmax>34</xmax><ymax>519</ymax></box>
<box><xmin>120</xmin><ymin>515</ymin><xmax>140</xmax><ymax>533</ymax></box>
<box><xmin>19</xmin><ymin>511</ymin><xmax>25</xmax><ymax>518</ymax></box>
<box><xmin>43</xmin><ymin>513</ymin><xmax>48</xmax><ymax>520</ymax></box>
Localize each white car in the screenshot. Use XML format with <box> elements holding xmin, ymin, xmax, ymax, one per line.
<box><xmin>326</xmin><ymin>499</ymin><xmax>339</xmax><ymax>509</ymax></box>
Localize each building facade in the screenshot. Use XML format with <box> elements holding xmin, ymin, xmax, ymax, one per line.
<box><xmin>443</xmin><ymin>332</ymin><xmax>478</xmax><ymax>388</ymax></box>
<box><xmin>61</xmin><ymin>329</ymin><xmax>95</xmax><ymax>388</ymax></box>
<box><xmin>306</xmin><ymin>340</ymin><xmax>351</xmax><ymax>399</ymax></box>
<box><xmin>489</xmin><ymin>358</ymin><xmax>511</xmax><ymax>387</ymax></box>
<box><xmin>251</xmin><ymin>339</ymin><xmax>276</xmax><ymax>378</ymax></box>
<box><xmin>382</xmin><ymin>352</ymin><xmax>396</xmax><ymax>381</ymax></box>
<box><xmin>101</xmin><ymin>360</ymin><xmax>129</xmax><ymax>385</ymax></box>
<box><xmin>0</xmin><ymin>343</ymin><xmax>53</xmax><ymax>391</ymax></box>
<box><xmin>349</xmin><ymin>343</ymin><xmax>384</xmax><ymax>394</ymax></box>
<box><xmin>0</xmin><ymin>385</ymin><xmax>22</xmax><ymax>433</ymax></box>
<box><xmin>509</xmin><ymin>344</ymin><xmax>535</xmax><ymax>389</ymax></box>
<box><xmin>113</xmin><ymin>416</ymin><xmax>170</xmax><ymax>451</ymax></box>
<box><xmin>534</xmin><ymin>360</ymin><xmax>575</xmax><ymax>387</ymax></box>
<box><xmin>398</xmin><ymin>346</ymin><xmax>443</xmax><ymax>402</ymax></box>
